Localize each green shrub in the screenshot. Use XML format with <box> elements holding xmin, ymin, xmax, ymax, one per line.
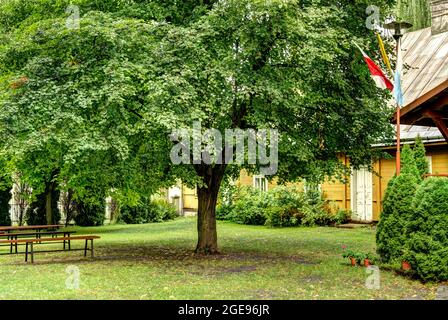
<box><xmin>376</xmin><ymin>145</ymin><xmax>421</xmax><ymax>263</ymax></box>
<box><xmin>264</xmin><ymin>186</ymin><xmax>307</xmax><ymax>227</ymax></box>
<box><xmin>406</xmin><ymin>178</ymin><xmax>448</xmax><ymax>282</ymax></box>
<box><xmin>0</xmin><ymin>187</ymin><xmax>11</xmax><ymax>226</ymax></box>
<box><xmin>333</xmin><ymin>209</ymin><xmax>351</xmax><ymax>225</ymax></box>
<box><xmin>227</xmin><ymin>189</ymin><xmax>269</xmax><ymax>225</ymax></box>
<box><xmin>216</xmin><ymin>203</ymin><xmax>233</xmax><ymax>221</ymax></box>
<box><xmin>216</xmin><ymin>185</ymin><xmax>337</xmax><ymax>227</ymax></box>
<box><xmin>301</xmin><ymin>205</ymin><xmax>333</xmax><ymax>227</ymax></box>
<box><xmin>265</xmin><ymin>205</ymin><xmax>302</xmax><ymax>227</ymax></box>
<box><xmin>148</xmin><ymin>199</ymin><xmax>178</xmax><ymax>222</ymax></box>
<box><xmin>376</xmin><ymin>172</ymin><xmax>419</xmax><ymax>263</ymax></box>
<box><xmin>400</xmin><ymin>144</ymin><xmax>421</xmax><ymax>181</ymax></box>
<box><xmin>413</xmin><ymin>136</ymin><xmax>429</xmax><ymax>178</ymax></box>
<box><xmin>74</xmin><ymin>200</ymin><xmax>105</xmax><ymax>226</ymax></box>
<box><xmin>120</xmin><ymin>198</ymin><xmax>178</xmax><ymax>224</ymax></box>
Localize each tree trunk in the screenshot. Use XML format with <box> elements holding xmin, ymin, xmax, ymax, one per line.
<box><xmin>195</xmin><ymin>164</ymin><xmax>226</xmax><ymax>254</ymax></box>
<box><xmin>45</xmin><ymin>180</ymin><xmax>57</xmax><ymax>225</ymax></box>
<box><xmin>44</xmin><ymin>170</ymin><xmax>59</xmax><ymax>225</ymax></box>
<box><xmin>45</xmin><ymin>187</ymin><xmax>52</xmax><ymax>225</ymax></box>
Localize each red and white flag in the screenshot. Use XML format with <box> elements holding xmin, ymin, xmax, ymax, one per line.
<box><xmin>354</xmin><ymin>42</ymin><xmax>394</xmax><ymax>92</ymax></box>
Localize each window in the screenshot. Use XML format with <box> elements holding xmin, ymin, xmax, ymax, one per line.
<box><xmin>253</xmin><ymin>175</ymin><xmax>268</xmax><ymax>192</ymax></box>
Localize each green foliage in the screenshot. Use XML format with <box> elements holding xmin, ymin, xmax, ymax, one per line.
<box><xmin>215</xmin><ymin>203</ymin><xmax>233</xmax><ymax>221</ymax></box>
<box><xmin>0</xmin><ymin>0</ymin><xmax>396</xmax><ymax>249</ymax></box>
<box><xmin>226</xmin><ymin>187</ymin><xmax>270</xmax><ymax>226</ymax></box>
<box><xmin>333</xmin><ymin>209</ymin><xmax>351</xmax><ymax>225</ymax></box>
<box><xmin>400</xmin><ymin>144</ymin><xmax>421</xmax><ymax>181</ymax></box>
<box><xmin>74</xmin><ymin>200</ymin><xmax>105</xmax><ymax>226</ymax></box>
<box><xmin>119</xmin><ymin>197</ymin><xmax>178</xmax><ymax>224</ymax></box>
<box><xmin>149</xmin><ymin>199</ymin><xmax>179</xmax><ymax>222</ymax></box>
<box><xmin>406</xmin><ymin>178</ymin><xmax>448</xmax><ymax>282</ymax></box>
<box><xmin>342</xmin><ymin>250</ymin><xmax>376</xmax><ymax>264</ymax></box>
<box><xmin>376</xmin><ymin>147</ymin><xmax>420</xmax><ymax>262</ymax></box>
<box><xmin>396</xmin><ymin>0</ymin><xmax>431</xmax><ymax>31</ymax></box>
<box><xmin>413</xmin><ymin>136</ymin><xmax>429</xmax><ymax>178</ymax></box>
<box><xmin>0</xmin><ymin>187</ymin><xmax>11</xmax><ymax>226</ymax></box>
<box><xmin>217</xmin><ymin>186</ymin><xmax>340</xmax><ymax>227</ymax></box>
<box><xmin>0</xmin><ymin>0</ymin><xmax>396</xmax><ymax>193</ymax></box>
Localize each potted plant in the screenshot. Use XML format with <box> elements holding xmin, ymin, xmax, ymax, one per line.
<box><xmin>401</xmin><ymin>248</ymin><xmax>412</xmax><ymax>271</ymax></box>
<box><xmin>342</xmin><ymin>250</ymin><xmax>358</xmax><ymax>266</ymax></box>
<box><xmin>363</xmin><ymin>253</ymin><xmax>376</xmax><ymax>267</ymax></box>
<box><xmin>401</xmin><ymin>260</ymin><xmax>412</xmax><ymax>271</ymax></box>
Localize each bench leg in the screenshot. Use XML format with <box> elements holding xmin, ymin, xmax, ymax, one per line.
<box><xmin>91</xmin><ymin>239</ymin><xmax>94</xmax><ymax>258</ymax></box>
<box><xmin>15</xmin><ymin>235</ymin><xmax>18</xmax><ymax>254</ymax></box>
<box><xmin>9</xmin><ymin>235</ymin><xmax>12</xmax><ymax>254</ymax></box>
<box><xmin>25</xmin><ymin>242</ymin><xmax>28</xmax><ymax>262</ymax></box>
<box><xmin>84</xmin><ymin>239</ymin><xmax>88</xmax><ymax>257</ymax></box>
<box><xmin>30</xmin><ymin>242</ymin><xmax>34</xmax><ymax>264</ymax></box>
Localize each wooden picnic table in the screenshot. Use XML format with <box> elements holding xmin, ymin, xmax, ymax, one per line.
<box><xmin>0</xmin><ymin>230</ymin><xmax>77</xmax><ymax>253</ymax></box>
<box><xmin>0</xmin><ymin>235</ymin><xmax>100</xmax><ymax>263</ymax></box>
<box><xmin>0</xmin><ymin>225</ymin><xmax>62</xmax><ymax>233</ymax></box>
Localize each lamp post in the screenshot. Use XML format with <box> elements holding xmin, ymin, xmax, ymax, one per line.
<box><xmin>384</xmin><ymin>21</ymin><xmax>412</xmax><ymax>176</ymax></box>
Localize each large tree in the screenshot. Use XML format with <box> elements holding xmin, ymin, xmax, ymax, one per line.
<box><xmin>0</xmin><ymin>0</ymin><xmax>394</xmax><ymax>253</ymax></box>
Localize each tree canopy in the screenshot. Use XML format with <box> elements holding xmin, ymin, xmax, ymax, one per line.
<box><xmin>0</xmin><ymin>0</ymin><xmax>395</xmax><ymax>252</ymax></box>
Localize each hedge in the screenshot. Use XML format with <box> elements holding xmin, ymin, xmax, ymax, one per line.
<box><xmin>406</xmin><ymin>178</ymin><xmax>448</xmax><ymax>281</ymax></box>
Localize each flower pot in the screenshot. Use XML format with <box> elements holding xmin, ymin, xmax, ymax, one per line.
<box><xmin>364</xmin><ymin>259</ymin><xmax>371</xmax><ymax>267</ymax></box>
<box><xmin>402</xmin><ymin>261</ymin><xmax>411</xmax><ymax>271</ymax></box>
<box><xmin>350</xmin><ymin>257</ymin><xmax>356</xmax><ymax>266</ymax></box>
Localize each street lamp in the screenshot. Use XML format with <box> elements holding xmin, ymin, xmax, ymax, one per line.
<box><xmin>384</xmin><ymin>20</ymin><xmax>413</xmax><ymax>176</ymax></box>
<box><xmin>384</xmin><ymin>21</ymin><xmax>413</xmax><ymax>41</ymax></box>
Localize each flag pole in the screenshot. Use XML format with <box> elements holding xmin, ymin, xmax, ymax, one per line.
<box><xmin>395</xmin><ymin>38</ymin><xmax>401</xmax><ymax>176</ymax></box>
<box><xmin>384</xmin><ymin>21</ymin><xmax>413</xmax><ymax>176</ymax></box>
<box><xmin>396</xmin><ymin>102</ymin><xmax>401</xmax><ymax>176</ymax></box>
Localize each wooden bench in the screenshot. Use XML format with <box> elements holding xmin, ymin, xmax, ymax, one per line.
<box><xmin>0</xmin><ymin>236</ymin><xmax>100</xmax><ymax>263</ymax></box>
<box><xmin>0</xmin><ymin>231</ymin><xmax>76</xmax><ymax>253</ymax></box>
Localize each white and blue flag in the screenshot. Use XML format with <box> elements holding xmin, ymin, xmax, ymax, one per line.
<box><xmin>393</xmin><ymin>40</ymin><xmax>404</xmax><ymax>106</ymax></box>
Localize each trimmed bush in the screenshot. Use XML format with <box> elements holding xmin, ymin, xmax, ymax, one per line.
<box><xmin>120</xmin><ymin>198</ymin><xmax>178</xmax><ymax>224</ymax></box>
<box><xmin>400</xmin><ymin>144</ymin><xmax>421</xmax><ymax>181</ymax></box>
<box><xmin>0</xmin><ymin>187</ymin><xmax>11</xmax><ymax>226</ymax></box>
<box><xmin>413</xmin><ymin>135</ymin><xmax>429</xmax><ymax>178</ymax></box>
<box><xmin>376</xmin><ymin>145</ymin><xmax>421</xmax><ymax>263</ymax></box>
<box><xmin>406</xmin><ymin>178</ymin><xmax>448</xmax><ymax>281</ymax></box>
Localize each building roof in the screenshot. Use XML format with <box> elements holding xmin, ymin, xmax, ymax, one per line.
<box><xmin>374</xmin><ymin>124</ymin><xmax>445</xmax><ymax>147</ymax></box>
<box><xmin>390</xmin><ymin>27</ymin><xmax>448</xmax><ymax>143</ymax></box>
<box><xmin>401</xmin><ymin>27</ymin><xmax>448</xmax><ymax>107</ymax></box>
<box><xmin>399</xmin><ymin>124</ymin><xmax>444</xmax><ymax>142</ymax></box>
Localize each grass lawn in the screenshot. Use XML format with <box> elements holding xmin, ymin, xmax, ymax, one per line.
<box><xmin>0</xmin><ymin>217</ymin><xmax>441</xmax><ymax>300</ymax></box>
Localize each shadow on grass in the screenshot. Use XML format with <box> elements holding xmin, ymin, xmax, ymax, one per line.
<box><xmin>1</xmin><ymin>243</ymin><xmax>320</xmax><ymax>268</ymax></box>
